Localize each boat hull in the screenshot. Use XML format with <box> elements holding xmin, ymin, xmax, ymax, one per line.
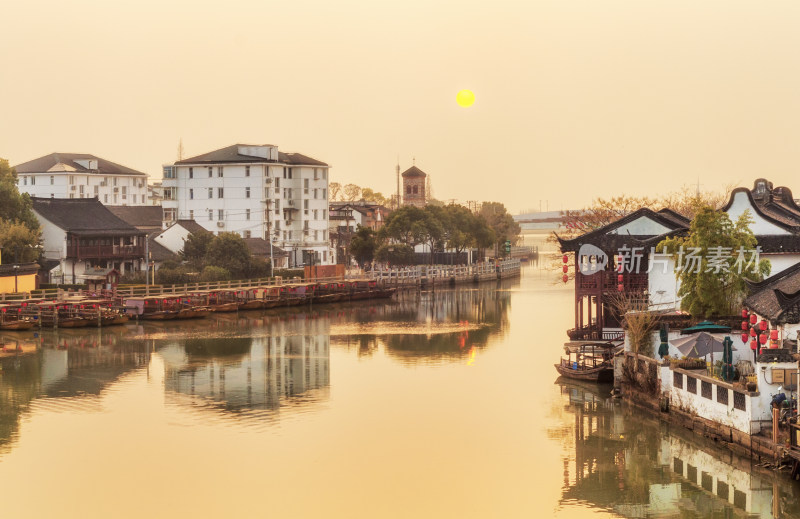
<box><xmin>0</xmin><ymin>321</ymin><xmax>35</xmax><ymax>331</ymax></box>
<box><xmin>554</xmin><ymin>363</ymin><xmax>614</xmax><ymax>383</ymax></box>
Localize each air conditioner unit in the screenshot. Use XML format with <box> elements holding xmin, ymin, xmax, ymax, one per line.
<box><xmin>216</xmin><ymin>222</ymin><xmax>225</xmax><ymax>228</ymax></box>
<box><xmin>100</xmin><ymin>181</ymin><xmax>107</xmax><ymax>187</ymax></box>
<box><xmin>287</xmin><ymin>200</ymin><xmax>295</xmax><ymax>206</ymax></box>
<box><xmin>264</xmin><ymin>178</ymin><xmax>273</xmax><ymax>184</ymax></box>
<box><xmin>113</xmin><ymin>187</ymin><xmax>119</xmax><ymax>192</ymax></box>
<box><xmin>70</xmin><ymin>185</ymin><xmax>76</xmax><ymax>191</ymax></box>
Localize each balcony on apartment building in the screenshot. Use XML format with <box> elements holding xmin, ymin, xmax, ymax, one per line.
<box><xmin>67</xmin><ymin>236</ymin><xmax>145</xmax><ymax>260</ymax></box>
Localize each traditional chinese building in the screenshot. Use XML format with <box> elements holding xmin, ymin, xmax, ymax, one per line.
<box><xmin>557</xmin><ymin>208</ymin><xmax>690</xmax><ymax>340</ymax></box>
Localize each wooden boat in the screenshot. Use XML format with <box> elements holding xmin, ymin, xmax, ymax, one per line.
<box><xmin>0</xmin><ymin>304</ymin><xmax>35</xmax><ymax>331</ymax></box>
<box><xmin>236</xmin><ymin>288</ymin><xmax>264</xmax><ymax>311</ymax></box>
<box><xmin>348</xmin><ymin>279</ymin><xmax>384</xmax><ymax>300</ymax></box>
<box><xmin>554</xmin><ymin>343</ymin><xmax>615</xmax><ymax>383</ymax></box>
<box><xmin>36</xmin><ymin>302</ymin><xmax>89</xmax><ymax>328</ymax></box>
<box><xmin>205</xmin><ymin>290</ymin><xmax>239</xmax><ymax>312</ymax></box>
<box><xmin>260</xmin><ymin>286</ymin><xmax>284</xmax><ymax>309</ymax></box>
<box><xmin>124</xmin><ymin>296</ymin><xmax>179</xmax><ymax>320</ymax></box>
<box><xmin>282</xmin><ymin>283</ymin><xmax>315</xmax><ymax>306</ymax></box>
<box><xmin>313</xmin><ymin>282</ymin><xmax>345</xmax><ymax>304</ymax></box>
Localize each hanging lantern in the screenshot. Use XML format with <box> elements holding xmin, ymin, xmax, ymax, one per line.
<box><xmin>759</xmin><ymin>334</ymin><xmax>768</xmax><ymax>346</ymax></box>
<box><xmin>741</xmin><ymin>321</ymin><xmax>748</xmax><ymax>330</ymax></box>
<box><xmin>562</xmin><ymin>265</ymin><xmax>568</xmax><ymax>273</ymax></box>
<box><xmin>750</xmin><ymin>339</ymin><xmax>758</xmax><ymax>350</ymax></box>
<box><xmin>562</xmin><ymin>255</ymin><xmax>568</xmax><ymax>263</ymax></box>
<box><xmin>742</xmin><ymin>308</ymin><xmax>749</xmax><ymax>318</ymax></box>
<box><xmin>750</xmin><ymin>328</ymin><xmax>757</xmax><ymax>337</ymax></box>
<box><xmin>759</xmin><ymin>319</ymin><xmax>768</xmax><ymax>331</ymax></box>
<box><xmin>750</xmin><ymin>314</ymin><xmax>757</xmax><ymax>324</ymax></box>
<box><xmin>617</xmin><ymin>283</ymin><xmax>624</xmax><ymax>292</ymax></box>
<box><xmin>770</xmin><ymin>329</ymin><xmax>779</xmax><ymax>341</ymax></box>
<box><xmin>562</xmin><ymin>274</ymin><xmax>568</xmax><ymax>283</ymax></box>
<box><xmin>741</xmin><ymin>333</ymin><xmax>749</xmax><ymax>344</ymax></box>
<box><xmin>617</xmin><ymin>274</ymin><xmax>624</xmax><ymax>283</ymax></box>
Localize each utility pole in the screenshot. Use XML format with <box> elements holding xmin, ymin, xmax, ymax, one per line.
<box><xmin>396</xmin><ymin>159</ymin><xmax>400</xmax><ymax>210</ymax></box>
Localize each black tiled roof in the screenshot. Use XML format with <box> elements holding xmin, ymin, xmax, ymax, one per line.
<box><xmin>557</xmin><ymin>207</ymin><xmax>689</xmax><ymax>253</ymax></box>
<box><xmin>107</xmin><ymin>206</ymin><xmax>163</xmax><ymax>230</ymax></box>
<box><xmin>14</xmin><ymin>153</ymin><xmax>147</xmax><ymax>177</ymax></box>
<box><xmin>757</xmin><ymin>348</ymin><xmax>795</xmax><ymax>363</ymax></box>
<box><xmin>147</xmin><ymin>233</ymin><xmax>179</xmax><ymax>263</ymax></box>
<box><xmin>744</xmin><ymin>262</ymin><xmax>800</xmax><ymax>322</ymax></box>
<box><xmin>175</xmin><ymin>144</ymin><xmax>328</xmax><ymax>167</ymax></box>
<box><xmin>31</xmin><ymin>197</ymin><xmax>143</xmax><ymax>236</ymax></box>
<box><xmin>243</xmin><ymin>238</ymin><xmax>289</xmax><ymax>257</ymax></box>
<box><xmin>173</xmin><ymin>219</ymin><xmax>209</xmax><ymax>234</ymax></box>
<box><xmin>401</xmin><ymin>166</ymin><xmax>427</xmax><ymax>178</ymax></box>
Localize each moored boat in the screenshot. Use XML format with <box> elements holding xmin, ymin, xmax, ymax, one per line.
<box><xmin>124</xmin><ymin>296</ymin><xmax>179</xmax><ymax>320</ymax></box>
<box><xmin>236</xmin><ymin>288</ymin><xmax>264</xmax><ymax>311</ymax></box>
<box><xmin>0</xmin><ymin>304</ymin><xmax>35</xmax><ymax>331</ymax></box>
<box><xmin>554</xmin><ymin>342</ymin><xmax>616</xmax><ymax>383</ymax></box>
<box><xmin>205</xmin><ymin>290</ymin><xmax>239</xmax><ymax>312</ymax></box>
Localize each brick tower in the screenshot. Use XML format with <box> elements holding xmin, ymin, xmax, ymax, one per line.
<box><xmin>401</xmin><ymin>165</ymin><xmax>426</xmax><ymax>207</ymax></box>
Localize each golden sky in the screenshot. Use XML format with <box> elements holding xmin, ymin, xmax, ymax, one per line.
<box><xmin>3</xmin><ymin>0</ymin><xmax>800</xmax><ymax>213</ymax></box>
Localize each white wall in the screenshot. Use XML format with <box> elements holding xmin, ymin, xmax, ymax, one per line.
<box><xmin>155</xmin><ymin>223</ymin><xmax>193</xmax><ymax>254</ymax></box>
<box><xmin>19</xmin><ymin>173</ymin><xmax>148</xmax><ymax>205</ymax></box>
<box><xmin>763</xmin><ymin>253</ymin><xmax>800</xmax><ymax>276</ymax></box>
<box><xmin>33</xmin><ymin>210</ymin><xmax>68</xmax><ymax>260</ymax></box>
<box><xmin>669</xmin><ymin>371</ymin><xmax>754</xmax><ymax>433</ymax></box>
<box><xmin>648</xmin><ymin>255</ymin><xmax>680</xmax><ymax>310</ymax></box>
<box><xmin>611</xmin><ymin>215</ymin><xmax>672</xmax><ymax>236</ymax></box>
<box><xmin>725</xmin><ymin>191</ymin><xmax>790</xmax><ymax>235</ymax></box>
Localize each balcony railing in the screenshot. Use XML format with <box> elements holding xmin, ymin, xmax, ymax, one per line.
<box><xmin>576</xmin><ymin>271</ymin><xmax>648</xmax><ymax>292</ymax></box>
<box><xmin>67</xmin><ymin>244</ymin><xmax>145</xmax><ymax>259</ymax></box>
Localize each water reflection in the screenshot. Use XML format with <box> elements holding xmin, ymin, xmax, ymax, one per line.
<box><xmin>160</xmin><ymin>334</ymin><xmax>330</xmax><ymax>427</ymax></box>
<box><xmin>555</xmin><ymin>379</ymin><xmax>800</xmax><ymax>518</ymax></box>
<box><xmin>0</xmin><ymin>328</ymin><xmax>150</xmax><ymax>455</ymax></box>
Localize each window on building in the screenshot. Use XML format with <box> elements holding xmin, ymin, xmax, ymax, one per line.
<box><xmin>322</xmin><ymin>209</ymin><xmax>326</xmax><ymax>219</ymax></box>
<box><xmin>304</xmin><ymin>199</ymin><xmax>309</xmax><ymax>215</ymax></box>
<box><xmin>122</xmin><ymin>186</ymin><xmax>127</xmax><ymax>195</ymax></box>
<box><xmin>113</xmin><ymin>177</ymin><xmax>118</xmax><ymax>186</ymax></box>
<box><xmin>208</xmin><ymin>210</ymin><xmax>213</xmax><ymax>221</ymax></box>
<box><xmin>304</xmin><ymin>220</ymin><xmax>309</xmax><ymax>230</ymax></box>
<box><xmin>218</xmin><ymin>166</ymin><xmax>224</xmax><ymax>177</ymax></box>
<box><xmin>314</xmin><ymin>230</ymin><xmax>318</xmax><ymax>241</ymax></box>
<box><xmin>189</xmin><ymin>210</ymin><xmax>194</xmax><ymax>220</ymax></box>
<box><xmin>275</xmin><ymin>178</ymin><xmax>280</xmax><ymax>188</ymax></box>
<box><xmin>322</xmin><ymin>188</ymin><xmax>326</xmax><ymax>200</ymax></box>
<box><xmin>413</xmin><ymin>186</ymin><xmax>418</xmax><ymax>194</ymax></box>
<box><xmin>114</xmin><ymin>194</ymin><xmax>118</xmax><ymax>203</ymax></box>
<box><xmin>163</xmin><ymin>166</ymin><xmax>175</xmax><ymax>178</ymax></box>
<box><xmin>208</xmin><ymin>167</ymin><xmax>212</xmax><ymax>177</ymax></box>
<box><xmin>246</xmin><ymin>209</ymin><xmax>250</xmax><ymax>220</ymax></box>
<box><xmin>208</xmin><ymin>188</ymin><xmax>213</xmax><ymax>198</ymax></box>
<box><xmin>189</xmin><ymin>167</ymin><xmax>194</xmax><ymax>179</ymax></box>
<box><xmin>313</xmin><ymin>169</ymin><xmax>319</xmax><ymax>180</ymax></box>
<box><xmin>304</xmin><ymin>179</ymin><xmax>309</xmax><ymax>194</ymax></box>
<box><xmin>79</xmin><ymin>185</ymin><xmax>85</xmax><ymax>195</ymax></box>
<box><xmin>22</xmin><ymin>176</ymin><xmax>26</xmax><ymax>185</ymax></box>
<box><xmin>283</xmin><ymin>231</ymin><xmax>287</xmax><ymax>240</ymax></box>
<box><xmin>243</xmin><ymin>230</ymin><xmax>251</xmax><ymax>238</ymax></box>
<box><xmin>69</xmin><ymin>193</ymin><xmax>74</xmax><ymax>199</ymax></box>
<box><xmin>218</xmin><ymin>209</ymin><xmax>224</xmax><ymax>220</ymax></box>
<box><xmin>94</xmin><ymin>185</ymin><xmax>99</xmax><ymax>195</ymax></box>
<box><xmin>323</xmin><ymin>230</ymin><xmax>327</xmax><ymax>240</ymax></box>
<box><xmin>189</xmin><ymin>188</ymin><xmax>194</xmax><ymax>200</ymax></box>
<box><xmin>69</xmin><ymin>175</ymin><xmax>74</xmax><ymax>185</ymax></box>
<box><xmin>245</xmin><ymin>166</ymin><xmax>250</xmax><ymax>177</ymax></box>
<box><xmin>407</xmin><ymin>185</ymin><xmax>412</xmax><ymax>194</ymax></box>
<box><xmin>321</xmin><ymin>170</ymin><xmax>326</xmax><ymax>180</ymax></box>
<box><xmin>218</xmin><ymin>187</ymin><xmax>224</xmax><ymax>198</ymax></box>
<box><xmin>313</xmin><ymin>188</ymin><xmax>318</xmax><ymax>199</ymax></box>
<box><xmin>245</xmin><ymin>187</ymin><xmax>250</xmax><ymax>198</ymax></box>
<box><xmin>323</xmin><ymin>251</ymin><xmax>327</xmax><ymax>261</ymax></box>
<box><xmin>104</xmin><ymin>194</ymin><xmax>108</xmax><ymax>203</ymax></box>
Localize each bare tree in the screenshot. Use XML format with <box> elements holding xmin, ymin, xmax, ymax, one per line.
<box><xmin>343</xmin><ymin>183</ymin><xmax>361</xmax><ymax>201</ymax></box>
<box><xmin>329</xmin><ymin>182</ymin><xmax>342</xmax><ymax>201</ymax></box>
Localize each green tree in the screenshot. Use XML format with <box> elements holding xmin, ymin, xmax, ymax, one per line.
<box><xmin>180</xmin><ymin>230</ymin><xmax>214</xmax><ymax>267</ymax></box>
<box><xmin>200</xmin><ymin>265</ymin><xmax>232</xmax><ymax>282</ymax></box>
<box><xmin>350</xmin><ymin>226</ymin><xmax>378</xmax><ymax>267</ymax></box>
<box><xmin>0</xmin><ymin>221</ymin><xmax>40</xmax><ymax>263</ymax></box>
<box><xmin>205</xmin><ymin>232</ymin><xmax>252</xmax><ymax>278</ymax></box>
<box><xmin>380</xmin><ymin>205</ymin><xmax>428</xmax><ymax>246</ymax></box>
<box><xmin>657</xmin><ymin>208</ymin><xmax>770</xmax><ymax>318</ymax></box>
<box><xmin>479</xmin><ymin>202</ymin><xmax>520</xmax><ymax>255</ymax></box>
<box><xmin>360</xmin><ymin>188</ymin><xmax>388</xmax><ymax>206</ymax></box>
<box><xmin>375</xmin><ymin>243</ymin><xmax>415</xmax><ymax>266</ymax></box>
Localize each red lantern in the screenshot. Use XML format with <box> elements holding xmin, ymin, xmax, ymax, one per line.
<box><xmin>617</xmin><ymin>274</ymin><xmax>624</xmax><ymax>283</ymax></box>
<box><xmin>759</xmin><ymin>334</ymin><xmax>768</xmax><ymax>345</ymax></box>
<box><xmin>741</xmin><ymin>321</ymin><xmax>748</xmax><ymax>330</ymax></box>
<box><xmin>750</xmin><ymin>328</ymin><xmax>757</xmax><ymax>337</ymax></box>
<box><xmin>750</xmin><ymin>339</ymin><xmax>758</xmax><ymax>350</ymax></box>
<box><xmin>617</xmin><ymin>283</ymin><xmax>624</xmax><ymax>292</ymax></box>
<box><xmin>741</xmin><ymin>333</ymin><xmax>748</xmax><ymax>343</ymax></box>
<box><xmin>562</xmin><ymin>274</ymin><xmax>568</xmax><ymax>283</ymax></box>
<box><xmin>562</xmin><ymin>255</ymin><xmax>568</xmax><ymax>263</ymax></box>
<box><xmin>742</xmin><ymin>308</ymin><xmax>748</xmax><ymax>318</ymax></box>
<box><xmin>750</xmin><ymin>314</ymin><xmax>757</xmax><ymax>324</ymax></box>
<box><xmin>770</xmin><ymin>329</ymin><xmax>779</xmax><ymax>341</ymax></box>
<box><xmin>759</xmin><ymin>319</ymin><xmax>768</xmax><ymax>331</ymax></box>
<box><xmin>562</xmin><ymin>265</ymin><xmax>568</xmax><ymax>273</ymax></box>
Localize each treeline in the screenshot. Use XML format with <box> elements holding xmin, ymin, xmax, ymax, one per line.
<box><xmin>0</xmin><ymin>159</ymin><xmax>41</xmax><ymax>263</ymax></box>
<box><xmin>349</xmin><ymin>202</ymin><xmax>520</xmax><ymax>266</ymax></box>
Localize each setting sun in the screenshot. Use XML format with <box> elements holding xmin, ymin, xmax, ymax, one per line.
<box><xmin>456</xmin><ymin>89</ymin><xmax>475</xmax><ymax>107</ymax></box>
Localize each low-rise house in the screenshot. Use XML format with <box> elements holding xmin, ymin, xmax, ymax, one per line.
<box><xmin>107</xmin><ymin>205</ymin><xmax>164</xmax><ymax>234</ymax></box>
<box><xmin>31</xmin><ymin>197</ymin><xmax>146</xmax><ymax>283</ymax></box>
<box><xmin>243</xmin><ymin>238</ymin><xmax>290</xmax><ymax>269</ymax></box>
<box><xmin>15</xmin><ymin>153</ymin><xmax>149</xmax><ymax>206</ymax></box>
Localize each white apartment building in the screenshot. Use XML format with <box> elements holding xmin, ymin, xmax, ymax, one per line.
<box><xmin>162</xmin><ymin>144</ymin><xmax>332</xmax><ymax>266</ymax></box>
<box><xmin>14</xmin><ymin>153</ymin><xmax>149</xmax><ymax>205</ymax></box>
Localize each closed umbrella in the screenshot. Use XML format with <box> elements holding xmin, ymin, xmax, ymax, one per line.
<box><xmin>670</xmin><ymin>332</ymin><xmax>726</xmax><ymax>359</ymax></box>
<box><xmin>658</xmin><ymin>324</ymin><xmax>670</xmax><ymax>359</ymax></box>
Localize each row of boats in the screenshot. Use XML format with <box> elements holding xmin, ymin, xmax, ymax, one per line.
<box><xmin>0</xmin><ymin>279</ymin><xmax>396</xmax><ymax>329</ymax></box>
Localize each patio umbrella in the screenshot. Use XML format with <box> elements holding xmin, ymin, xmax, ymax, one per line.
<box><xmin>670</xmin><ymin>332</ymin><xmax>726</xmax><ymax>359</ymax></box>
<box><xmin>680</xmin><ymin>321</ymin><xmax>732</xmax><ymax>335</ymax></box>
<box><xmin>658</xmin><ymin>324</ymin><xmax>669</xmax><ymax>359</ymax></box>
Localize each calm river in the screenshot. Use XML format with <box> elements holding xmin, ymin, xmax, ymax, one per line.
<box><xmin>1</xmin><ymin>262</ymin><xmax>799</xmax><ymax>518</ymax></box>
